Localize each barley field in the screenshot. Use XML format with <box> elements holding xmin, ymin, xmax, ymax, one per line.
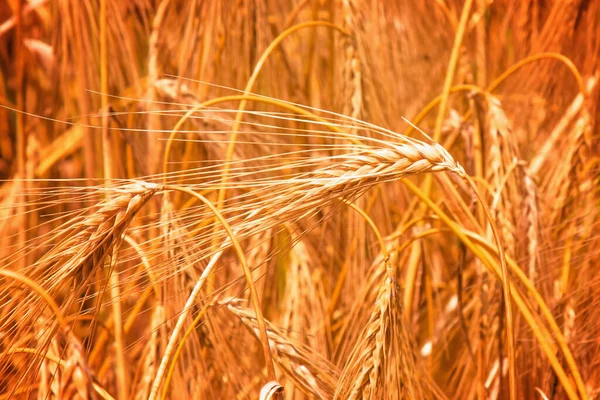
<box><xmin>0</xmin><ymin>1</ymin><xmax>599</xmax><ymax>399</ymax></box>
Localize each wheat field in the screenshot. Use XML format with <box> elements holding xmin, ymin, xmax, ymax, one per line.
<box><xmin>0</xmin><ymin>1</ymin><xmax>599</xmax><ymax>399</ymax></box>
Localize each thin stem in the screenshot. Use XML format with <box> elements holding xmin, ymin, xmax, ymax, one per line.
<box><xmin>14</xmin><ymin>0</ymin><xmax>26</xmax><ymax>270</ymax></box>
<box><xmin>2</xmin><ymin>348</ymin><xmax>115</xmax><ymax>400</ymax></box>
<box><xmin>0</xmin><ymin>269</ymin><xmax>67</xmax><ymax>332</ymax></box>
<box><xmin>341</xmin><ymin>198</ymin><xmax>388</xmax><ymax>261</ymax></box>
<box><xmin>401</xmin><ymin>179</ymin><xmax>582</xmax><ymax>400</ymax></box>
<box><xmin>404</xmin><ymin>84</ymin><xmax>483</xmax><ymax>137</ymax></box>
<box><xmin>162</xmin><ymin>94</ymin><xmax>360</xmax><ymax>184</ymax></box>
<box><xmin>148</xmin><ymin>249</ymin><xmax>223</xmax><ymax>400</ymax></box>
<box><xmin>466</xmin><ymin>175</ymin><xmax>516</xmax><ymax>400</ymax></box>
<box><xmin>147</xmin><ymin>186</ymin><xmax>276</xmax><ymax>400</ymax></box>
<box><xmin>100</xmin><ymin>2</ymin><xmax>125</xmax><ymax>397</ymax></box>
<box><xmin>100</xmin><ymin>0</ymin><xmax>112</xmax><ymax>184</ymax></box>
<box><xmin>161</xmin><ymin>301</ymin><xmax>212</xmax><ymax>400</ymax></box>
<box><xmin>433</xmin><ymin>0</ymin><xmax>474</xmax><ymax>143</ymax></box>
<box><xmin>487</xmin><ymin>52</ymin><xmax>584</xmax><ymax>95</ymax></box>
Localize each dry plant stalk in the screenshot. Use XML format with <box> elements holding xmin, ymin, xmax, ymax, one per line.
<box><xmin>226</xmin><ymin>300</ymin><xmax>340</xmax><ymax>400</ymax></box>
<box><xmin>335</xmin><ymin>274</ymin><xmax>421</xmax><ymax>400</ymax></box>
<box><xmin>0</xmin><ymin>1</ymin><xmax>598</xmax><ymax>400</ymax></box>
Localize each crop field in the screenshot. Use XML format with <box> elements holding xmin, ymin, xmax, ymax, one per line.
<box><xmin>0</xmin><ymin>1</ymin><xmax>598</xmax><ymax>399</ymax></box>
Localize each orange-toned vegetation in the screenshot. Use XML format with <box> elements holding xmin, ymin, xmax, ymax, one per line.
<box><xmin>0</xmin><ymin>1</ymin><xmax>599</xmax><ymax>399</ymax></box>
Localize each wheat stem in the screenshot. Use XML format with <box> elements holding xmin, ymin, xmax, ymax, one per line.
<box><xmin>0</xmin><ymin>269</ymin><xmax>67</xmax><ymax>332</ymax></box>
<box><xmin>402</xmin><ymin>179</ymin><xmax>583</xmax><ymax>400</ymax></box>
<box><xmin>148</xmin><ymin>249</ymin><xmax>223</xmax><ymax>400</ymax></box>
<box><xmin>486</xmin><ymin>52</ymin><xmax>584</xmax><ymax>95</ymax></box>
<box><xmin>2</xmin><ymin>348</ymin><xmax>115</xmax><ymax>400</ymax></box>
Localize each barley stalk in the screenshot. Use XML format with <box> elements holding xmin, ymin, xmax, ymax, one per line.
<box><xmin>335</xmin><ymin>273</ymin><xmax>420</xmax><ymax>400</ymax></box>
<box><xmin>523</xmin><ymin>173</ymin><xmax>539</xmax><ymax>281</ymax></box>
<box><xmin>226</xmin><ymin>300</ymin><xmax>340</xmax><ymax>400</ymax></box>
<box><xmin>34</xmin><ymin>182</ymin><xmax>158</xmax><ymax>292</ymax></box>
<box><xmin>0</xmin><ymin>182</ymin><xmax>158</xmax><ymax>388</ymax></box>
<box><xmin>134</xmin><ymin>304</ymin><xmax>164</xmax><ymax>400</ymax></box>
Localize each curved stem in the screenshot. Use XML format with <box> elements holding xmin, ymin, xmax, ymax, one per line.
<box><xmin>340</xmin><ymin>198</ymin><xmax>388</xmax><ymax>261</ymax></box>
<box><xmin>217</xmin><ymin>21</ymin><xmax>349</xmax><ymax>211</ymax></box>
<box><xmin>404</xmin><ymin>84</ymin><xmax>483</xmax><ymax>137</ymax></box>
<box><xmin>0</xmin><ymin>269</ymin><xmax>67</xmax><ymax>332</ymax></box>
<box><xmin>146</xmin><ymin>185</ymin><xmax>276</xmax><ymax>400</ymax></box>
<box><xmin>161</xmin><ymin>301</ymin><xmax>212</xmax><ymax>400</ymax></box>
<box><xmin>487</xmin><ymin>52</ymin><xmax>584</xmax><ymax>95</ymax></box>
<box><xmin>401</xmin><ymin>179</ymin><xmax>585</xmax><ymax>400</ymax></box>
<box><xmin>465</xmin><ymin>231</ymin><xmax>588</xmax><ymax>400</ymax></box>
<box><xmin>400</xmin><ymin>53</ymin><xmax>584</xmax><ymax>400</ymax></box>
<box><xmin>165</xmin><ymin>185</ymin><xmax>275</xmax><ymax>378</ymax></box>
<box><xmin>123</xmin><ymin>234</ymin><xmax>159</xmax><ymax>297</ymax></box>
<box><xmin>397</xmin><ymin>221</ymin><xmax>587</xmax><ymax>400</ymax></box>
<box><xmin>148</xmin><ymin>247</ymin><xmax>223</xmax><ymax>400</ymax></box>
<box><xmin>396</xmin><ymin>227</ymin><xmax>579</xmax><ymax>400</ymax></box>
<box><xmin>409</xmin><ymin>53</ymin><xmax>585</xmax><ymax>139</ymax></box>
<box><xmin>162</xmin><ymin>93</ymin><xmax>359</xmax><ymax>184</ymax></box>
<box><xmin>327</xmin><ymin>190</ymin><xmax>380</xmax><ymax>322</ymax></box>
<box><xmin>1</xmin><ymin>348</ymin><xmax>115</xmax><ymax>400</ymax></box>
<box><xmin>465</xmin><ymin>175</ymin><xmax>516</xmax><ymax>400</ymax></box>
<box><xmin>89</xmin><ymin>236</ymin><xmax>157</xmax><ymax>366</ymax></box>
